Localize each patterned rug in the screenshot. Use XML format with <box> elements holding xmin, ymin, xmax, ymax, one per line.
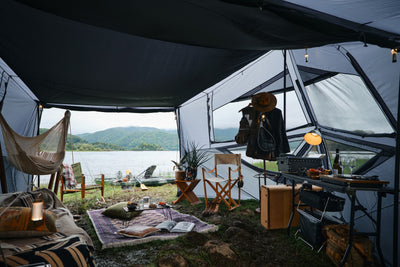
<box><xmin>87</xmin><ymin>208</ymin><xmax>218</xmax><ymax>249</ymax></box>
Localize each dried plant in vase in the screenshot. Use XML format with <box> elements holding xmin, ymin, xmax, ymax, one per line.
<box><xmin>172</xmin><ymin>154</ymin><xmax>186</xmax><ymax>180</ymax></box>
<box><xmin>184</xmin><ymin>142</ymin><xmax>211</xmax><ymax>180</ymax></box>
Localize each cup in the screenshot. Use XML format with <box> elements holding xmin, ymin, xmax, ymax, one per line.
<box><xmin>143</xmin><ymin>196</ymin><xmax>150</xmax><ymax>209</ymax></box>
<box><xmin>138</xmin><ymin>199</ymin><xmax>144</xmax><ymax>210</ymax></box>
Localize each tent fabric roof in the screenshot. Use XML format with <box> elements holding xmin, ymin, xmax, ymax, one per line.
<box><xmin>1</xmin><ymin>0</ymin><xmax>399</xmax><ymax>111</ymax></box>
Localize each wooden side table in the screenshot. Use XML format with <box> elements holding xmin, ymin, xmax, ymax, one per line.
<box><xmin>172</xmin><ymin>179</ymin><xmax>201</xmax><ymax>205</ymax></box>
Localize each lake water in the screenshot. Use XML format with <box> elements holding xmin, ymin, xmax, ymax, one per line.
<box><xmin>39</xmin><ymin>151</ymin><xmax>181</xmax><ymax>185</ymax></box>
<box><xmin>37</xmin><ymin>150</ymin><xmax>374</xmax><ymax>185</ymax></box>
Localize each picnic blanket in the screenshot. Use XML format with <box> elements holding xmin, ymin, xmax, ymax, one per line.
<box><xmin>87</xmin><ymin>208</ymin><xmax>218</xmax><ymax>249</ymax></box>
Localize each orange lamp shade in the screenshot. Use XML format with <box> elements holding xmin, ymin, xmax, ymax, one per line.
<box><xmin>304</xmin><ymin>130</ymin><xmax>322</xmax><ymax>146</ymax></box>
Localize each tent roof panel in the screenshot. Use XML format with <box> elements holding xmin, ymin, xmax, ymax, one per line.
<box><xmin>1</xmin><ymin>0</ymin><xmax>399</xmax><ymax>111</ymax></box>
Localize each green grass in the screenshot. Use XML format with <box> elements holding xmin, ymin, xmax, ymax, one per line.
<box><xmin>253</xmin><ymin>160</ymin><xmax>279</xmax><ymax>171</ymax></box>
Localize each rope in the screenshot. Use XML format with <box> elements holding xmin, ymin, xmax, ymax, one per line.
<box><xmin>69</xmin><ymin>121</ymin><xmax>74</xmax><ymax>164</ymax></box>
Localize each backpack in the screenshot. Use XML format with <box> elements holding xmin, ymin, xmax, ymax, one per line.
<box><xmin>257</xmin><ymin>117</ymin><xmax>276</xmax><ymax>153</ymax></box>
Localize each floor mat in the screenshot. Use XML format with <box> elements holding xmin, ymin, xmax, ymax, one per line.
<box><xmin>87</xmin><ymin>208</ymin><xmax>218</xmax><ymax>249</ymax></box>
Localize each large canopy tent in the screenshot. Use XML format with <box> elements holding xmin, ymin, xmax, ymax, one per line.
<box><xmin>0</xmin><ymin>0</ymin><xmax>399</xmax><ymax>265</ymax></box>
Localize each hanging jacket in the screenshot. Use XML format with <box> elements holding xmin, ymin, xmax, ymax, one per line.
<box><xmin>235</xmin><ymin>106</ymin><xmax>290</xmax><ymax>160</ymax></box>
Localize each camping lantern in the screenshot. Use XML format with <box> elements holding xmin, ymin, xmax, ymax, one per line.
<box><xmin>304</xmin><ymin>130</ymin><xmax>322</xmax><ymax>146</ymax></box>
<box><xmin>391</xmin><ymin>48</ymin><xmax>397</xmax><ymax>63</ymax></box>
<box><xmin>31</xmin><ymin>195</ymin><xmax>44</xmax><ymax>221</ymax></box>
<box><xmin>305</xmin><ymin>48</ymin><xmax>309</xmax><ymax>62</ymax></box>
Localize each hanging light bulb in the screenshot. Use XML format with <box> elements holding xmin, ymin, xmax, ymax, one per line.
<box><xmin>305</xmin><ymin>48</ymin><xmax>309</xmax><ymax>62</ymax></box>
<box><xmin>391</xmin><ymin>48</ymin><xmax>398</xmax><ymax>63</ymax></box>
<box><xmin>31</xmin><ymin>195</ymin><xmax>44</xmax><ymax>221</ymax></box>
<box><xmin>304</xmin><ymin>130</ymin><xmax>322</xmax><ymax>146</ymax></box>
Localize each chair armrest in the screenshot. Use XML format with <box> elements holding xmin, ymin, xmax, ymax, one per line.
<box><xmin>230</xmin><ymin>167</ymin><xmax>240</xmax><ymax>173</ymax></box>
<box><xmin>202</xmin><ymin>167</ymin><xmax>216</xmax><ymax>179</ymax></box>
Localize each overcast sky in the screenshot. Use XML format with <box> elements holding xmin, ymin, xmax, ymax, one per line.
<box><xmin>40</xmin><ymin>108</ymin><xmax>177</xmax><ymax>134</ymax></box>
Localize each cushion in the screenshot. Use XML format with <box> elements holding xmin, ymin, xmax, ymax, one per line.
<box><xmin>101</xmin><ymin>202</ymin><xmax>143</xmax><ymax>220</ymax></box>
<box><xmin>0</xmin><ymin>207</ymin><xmax>57</xmax><ymax>238</ymax></box>
<box><xmin>117</xmin><ymin>225</ymin><xmax>159</xmax><ymax>238</ymax></box>
<box><xmin>63</xmin><ymin>163</ymin><xmax>77</xmax><ymax>188</ymax></box>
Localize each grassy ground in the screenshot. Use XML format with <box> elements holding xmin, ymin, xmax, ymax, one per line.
<box><xmin>57</xmin><ymin>183</ymin><xmax>336</xmax><ymax>266</ymax></box>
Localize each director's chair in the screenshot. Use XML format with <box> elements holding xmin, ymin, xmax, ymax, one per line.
<box><xmin>202</xmin><ymin>154</ymin><xmax>243</xmax><ymax>212</ymax></box>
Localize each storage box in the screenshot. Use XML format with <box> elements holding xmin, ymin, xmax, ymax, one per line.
<box><xmin>299</xmin><ymin>190</ymin><xmax>345</xmax><ymax>212</ymax></box>
<box><xmin>260</xmin><ymin>185</ymin><xmax>300</xmax><ymax>230</ymax></box>
<box><xmin>260</xmin><ymin>185</ymin><xmax>324</xmax><ymax>230</ymax></box>
<box><xmin>277</xmin><ymin>156</ymin><xmax>322</xmax><ymax>173</ymax></box>
<box><xmin>323</xmin><ymin>224</ymin><xmax>374</xmax><ymax>266</ymax></box>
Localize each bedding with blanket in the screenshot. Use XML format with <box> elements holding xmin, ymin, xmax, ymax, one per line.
<box><xmin>0</xmin><ymin>188</ymin><xmax>95</xmax><ymax>267</ymax></box>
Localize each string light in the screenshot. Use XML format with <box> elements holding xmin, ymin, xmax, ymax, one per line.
<box><xmin>391</xmin><ymin>48</ymin><xmax>397</xmax><ymax>63</ymax></box>
<box><xmin>305</xmin><ymin>48</ymin><xmax>309</xmax><ymax>62</ymax></box>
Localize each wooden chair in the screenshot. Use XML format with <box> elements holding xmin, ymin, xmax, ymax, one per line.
<box><xmin>47</xmin><ymin>165</ymin><xmax>63</xmax><ymax>195</ymax></box>
<box><xmin>59</xmin><ymin>162</ymin><xmax>104</xmax><ymax>201</ymax></box>
<box><xmin>202</xmin><ymin>154</ymin><xmax>242</xmax><ymax>212</ymax></box>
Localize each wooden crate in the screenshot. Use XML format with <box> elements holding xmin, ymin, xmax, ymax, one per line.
<box><xmin>323</xmin><ymin>224</ymin><xmax>374</xmax><ymax>266</ymax></box>
<box><xmin>260</xmin><ymin>184</ymin><xmax>300</xmax><ymax>230</ymax></box>
<box><xmin>260</xmin><ymin>184</ymin><xmax>323</xmax><ymax>230</ymax></box>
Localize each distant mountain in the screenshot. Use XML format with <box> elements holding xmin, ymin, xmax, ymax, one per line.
<box><xmin>213</xmin><ymin>128</ymin><xmax>237</xmax><ymax>142</ymax></box>
<box><xmin>40</xmin><ymin>126</ymin><xmax>239</xmax><ymax>151</ymax></box>
<box><xmin>39</xmin><ymin>129</ymin><xmax>127</xmax><ymax>151</ymax></box>
<box><xmin>78</xmin><ymin>127</ymin><xmax>179</xmax><ymax>150</ymax></box>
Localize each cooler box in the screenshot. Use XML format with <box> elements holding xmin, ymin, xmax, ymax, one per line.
<box><xmin>260</xmin><ymin>185</ymin><xmax>301</xmax><ymax>230</ymax></box>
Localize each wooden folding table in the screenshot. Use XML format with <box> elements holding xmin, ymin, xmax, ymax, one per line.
<box><xmin>172</xmin><ymin>179</ymin><xmax>201</xmax><ymax>205</ymax></box>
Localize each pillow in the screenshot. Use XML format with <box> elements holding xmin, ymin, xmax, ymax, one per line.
<box><xmin>117</xmin><ymin>225</ymin><xmax>159</xmax><ymax>238</ymax></box>
<box><xmin>63</xmin><ymin>163</ymin><xmax>77</xmax><ymax>189</ymax></box>
<box><xmin>0</xmin><ymin>207</ymin><xmax>57</xmax><ymax>238</ymax></box>
<box><xmin>101</xmin><ymin>202</ymin><xmax>143</xmax><ymax>220</ymax></box>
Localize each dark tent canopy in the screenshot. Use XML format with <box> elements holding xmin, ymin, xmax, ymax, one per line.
<box><xmin>0</xmin><ymin>0</ymin><xmax>398</xmax><ymax>111</ymax></box>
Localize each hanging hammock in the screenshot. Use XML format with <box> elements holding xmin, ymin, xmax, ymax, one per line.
<box><xmin>0</xmin><ymin>110</ymin><xmax>70</xmax><ymax>175</ymax></box>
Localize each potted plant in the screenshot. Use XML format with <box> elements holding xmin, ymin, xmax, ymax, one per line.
<box><xmin>171</xmin><ymin>154</ymin><xmax>186</xmax><ymax>180</ymax></box>
<box><xmin>184</xmin><ymin>142</ymin><xmax>211</xmax><ymax>180</ymax></box>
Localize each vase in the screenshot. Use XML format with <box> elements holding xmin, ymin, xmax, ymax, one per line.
<box><xmin>175</xmin><ymin>170</ymin><xmax>186</xmax><ymax>180</ymax></box>
<box><xmin>186</xmin><ymin>167</ymin><xmax>197</xmax><ymax>180</ymax></box>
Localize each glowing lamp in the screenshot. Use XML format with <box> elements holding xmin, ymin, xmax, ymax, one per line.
<box><xmin>304</xmin><ymin>130</ymin><xmax>322</xmax><ymax>146</ymax></box>
<box><xmin>305</xmin><ymin>48</ymin><xmax>309</xmax><ymax>62</ymax></box>
<box><xmin>391</xmin><ymin>48</ymin><xmax>397</xmax><ymax>63</ymax></box>
<box><xmin>31</xmin><ymin>196</ymin><xmax>44</xmax><ymax>221</ymax></box>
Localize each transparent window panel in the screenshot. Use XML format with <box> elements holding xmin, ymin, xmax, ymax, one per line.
<box><xmin>275</xmin><ymin>91</ymin><xmax>307</xmax><ymax>130</ymax></box>
<box><xmin>289</xmin><ymin>140</ymin><xmax>301</xmax><ymax>153</ymax></box>
<box><xmin>213</xmin><ymin>100</ymin><xmax>249</xmax><ymax>142</ymax></box>
<box><xmin>212</xmin><ymin>90</ymin><xmax>307</xmax><ymax>142</ymax></box>
<box><xmin>325</xmin><ymin>139</ymin><xmax>376</xmax><ymax>174</ymax></box>
<box><xmin>306</xmin><ymin>74</ymin><xmax>393</xmax><ymax>134</ymax></box>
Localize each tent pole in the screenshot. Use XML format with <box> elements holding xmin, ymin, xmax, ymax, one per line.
<box><xmin>36</xmin><ymin>105</ymin><xmax>43</xmax><ymax>189</ymax></box>
<box><xmin>0</xmin><ymin>145</ymin><xmax>7</xmax><ymax>193</ymax></box>
<box><xmin>0</xmin><ymin>80</ymin><xmax>7</xmax><ymax>193</ymax></box>
<box><xmin>281</xmin><ymin>49</ymin><xmax>287</xmax><ymax>186</ymax></box>
<box><xmin>283</xmin><ymin>50</ymin><xmax>287</xmax><ymax>129</ymax></box>
<box><xmin>394</xmin><ymin>76</ymin><xmax>400</xmax><ymax>267</ymax></box>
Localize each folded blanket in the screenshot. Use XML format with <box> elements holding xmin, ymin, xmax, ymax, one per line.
<box><xmin>0</xmin><ymin>233</ymin><xmax>95</xmax><ymax>267</ymax></box>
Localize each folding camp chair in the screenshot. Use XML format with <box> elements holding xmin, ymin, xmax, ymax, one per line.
<box><xmin>202</xmin><ymin>154</ymin><xmax>242</xmax><ymax>212</ymax></box>
<box><xmin>138</xmin><ymin>165</ymin><xmax>157</xmax><ymax>179</ymax></box>
<box><xmin>60</xmin><ymin>162</ymin><xmax>104</xmax><ymax>201</ymax></box>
